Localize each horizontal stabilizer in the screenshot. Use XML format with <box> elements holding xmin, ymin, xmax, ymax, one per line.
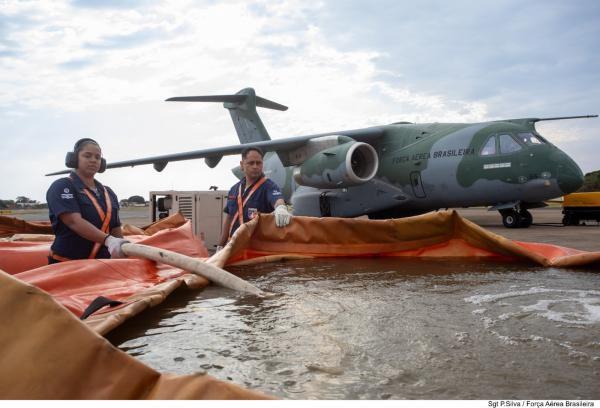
<box><xmin>255</xmin><ymin>96</ymin><xmax>288</xmax><ymax>111</ymax></box>
<box><xmin>167</xmin><ymin>87</ymin><xmax>287</xmax><ymax>144</ymax></box>
<box><xmin>167</xmin><ymin>95</ymin><xmax>246</xmax><ymax>103</ymax></box>
<box><xmin>166</xmin><ymin>95</ymin><xmax>288</xmax><ymax>111</ymax></box>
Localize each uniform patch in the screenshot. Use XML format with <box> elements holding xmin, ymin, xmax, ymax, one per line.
<box><xmin>64</xmin><ymin>188</ymin><xmax>70</xmax><ymax>193</ymax></box>
<box><xmin>60</xmin><ymin>193</ymin><xmax>74</xmax><ymax>199</ymax></box>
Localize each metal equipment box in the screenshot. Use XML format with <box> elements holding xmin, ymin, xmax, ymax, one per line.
<box><xmin>149</xmin><ymin>190</ymin><xmax>228</xmax><ymax>252</ymax></box>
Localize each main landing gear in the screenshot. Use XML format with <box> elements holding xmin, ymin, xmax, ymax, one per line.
<box><xmin>562</xmin><ymin>213</ymin><xmax>580</xmax><ymax>226</ymax></box>
<box><xmin>500</xmin><ymin>209</ymin><xmax>533</xmax><ymax>228</ymax></box>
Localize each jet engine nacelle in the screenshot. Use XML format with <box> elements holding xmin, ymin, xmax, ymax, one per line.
<box><xmin>292</xmin><ymin>140</ymin><xmax>379</xmax><ymax>189</ymax></box>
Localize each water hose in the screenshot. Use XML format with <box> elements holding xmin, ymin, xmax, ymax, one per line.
<box><xmin>121</xmin><ymin>243</ymin><xmax>264</xmax><ymax>296</ymax></box>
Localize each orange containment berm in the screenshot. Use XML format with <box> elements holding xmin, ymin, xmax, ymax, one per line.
<box><xmin>1</xmin><ymin>210</ymin><xmax>599</xmax><ymax>399</ymax></box>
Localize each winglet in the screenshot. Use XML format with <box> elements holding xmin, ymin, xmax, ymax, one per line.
<box><xmin>533</xmin><ymin>115</ymin><xmax>598</xmax><ymax>122</ymax></box>
<box><xmin>501</xmin><ymin>115</ymin><xmax>598</xmax><ymax>127</ymax></box>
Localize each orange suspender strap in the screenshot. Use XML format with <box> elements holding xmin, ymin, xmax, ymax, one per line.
<box><xmin>51</xmin><ymin>177</ymin><xmax>113</xmax><ymax>262</ymax></box>
<box><xmin>233</xmin><ymin>184</ymin><xmax>244</xmax><ymax>234</ymax></box>
<box><xmin>228</xmin><ymin>177</ymin><xmax>267</xmax><ymax>238</ymax></box>
<box><xmin>82</xmin><ymin>188</ymin><xmax>112</xmax><ymax>259</ymax></box>
<box><xmin>49</xmin><ymin>250</ymin><xmax>72</xmax><ymax>262</ymax></box>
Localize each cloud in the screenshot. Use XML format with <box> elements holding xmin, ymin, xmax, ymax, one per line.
<box><xmin>0</xmin><ymin>9</ymin><xmax>37</xmax><ymax>59</ymax></box>
<box><xmin>59</xmin><ymin>57</ymin><xmax>96</xmax><ymax>69</ymax></box>
<box><xmin>0</xmin><ymin>0</ymin><xmax>598</xmax><ymax>203</ymax></box>
<box><xmin>0</xmin><ymin>49</ymin><xmax>20</xmax><ymax>58</ymax></box>
<box><xmin>310</xmin><ymin>0</ymin><xmax>600</xmax><ymax>117</ymax></box>
<box><xmin>0</xmin><ymin>0</ymin><xmax>491</xmax><ymax>119</ymax></box>
<box><xmin>84</xmin><ymin>27</ymin><xmax>168</xmax><ymax>49</ymax></box>
<box><xmin>70</xmin><ymin>0</ymin><xmax>160</xmax><ymax>9</ymax></box>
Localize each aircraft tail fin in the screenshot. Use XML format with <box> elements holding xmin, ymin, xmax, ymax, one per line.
<box><xmin>167</xmin><ymin>88</ymin><xmax>288</xmax><ymax>144</ymax></box>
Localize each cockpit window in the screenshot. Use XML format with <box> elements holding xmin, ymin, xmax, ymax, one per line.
<box><xmin>499</xmin><ymin>134</ymin><xmax>522</xmax><ymax>153</ymax></box>
<box><xmin>518</xmin><ymin>132</ymin><xmax>544</xmax><ymax>145</ymax></box>
<box><xmin>480</xmin><ymin>136</ymin><xmax>496</xmax><ymax>156</ymax></box>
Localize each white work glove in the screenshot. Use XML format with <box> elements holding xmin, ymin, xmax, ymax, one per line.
<box><xmin>274</xmin><ymin>205</ymin><xmax>292</xmax><ymax>228</ymax></box>
<box><xmin>105</xmin><ymin>235</ymin><xmax>129</xmax><ymax>258</ymax></box>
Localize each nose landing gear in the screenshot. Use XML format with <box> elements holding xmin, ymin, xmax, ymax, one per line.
<box><xmin>500</xmin><ymin>209</ymin><xmax>533</xmax><ymax>228</ymax></box>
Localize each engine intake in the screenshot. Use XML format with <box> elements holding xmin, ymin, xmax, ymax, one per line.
<box><xmin>293</xmin><ymin>141</ymin><xmax>379</xmax><ymax>188</ymax></box>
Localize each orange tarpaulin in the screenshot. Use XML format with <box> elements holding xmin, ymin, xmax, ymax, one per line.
<box><xmin>0</xmin><ymin>240</ymin><xmax>52</xmax><ymax>273</ymax></box>
<box><xmin>0</xmin><ymin>211</ymin><xmax>187</xmax><ymax>239</ymax></box>
<box><xmin>0</xmin><ymin>271</ymin><xmax>271</xmax><ymax>400</ymax></box>
<box><xmin>0</xmin><ymin>210</ymin><xmax>598</xmax><ymax>337</ymax></box>
<box><xmin>0</xmin><ymin>215</ymin><xmax>51</xmax><ymax>237</ymax></box>
<box><xmin>212</xmin><ymin>210</ymin><xmax>600</xmax><ymax>268</ymax></box>
<box><xmin>0</xmin><ymin>210</ymin><xmax>598</xmax><ymax>400</ymax></box>
<box><xmin>0</xmin><ymin>212</ymin><xmax>190</xmax><ymax>275</ymax></box>
<box><xmin>1</xmin><ymin>221</ymin><xmax>209</xmax><ymax>332</ymax></box>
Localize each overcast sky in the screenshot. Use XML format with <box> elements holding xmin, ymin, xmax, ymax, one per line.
<box><xmin>1</xmin><ymin>0</ymin><xmax>599</xmax><ymax>202</ymax></box>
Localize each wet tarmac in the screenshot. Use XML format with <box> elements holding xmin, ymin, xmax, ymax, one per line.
<box><xmin>108</xmin><ymin>258</ymin><xmax>600</xmax><ymax>400</ymax></box>
<box><xmin>455</xmin><ymin>208</ymin><xmax>599</xmax><ymax>252</ymax></box>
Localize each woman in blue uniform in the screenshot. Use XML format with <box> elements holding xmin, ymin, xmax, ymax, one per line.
<box><xmin>46</xmin><ymin>138</ymin><xmax>128</xmax><ymax>263</ymax></box>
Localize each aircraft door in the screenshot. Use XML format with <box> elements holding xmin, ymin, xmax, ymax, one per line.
<box><xmin>410</xmin><ymin>171</ymin><xmax>426</xmax><ymax>198</ymax></box>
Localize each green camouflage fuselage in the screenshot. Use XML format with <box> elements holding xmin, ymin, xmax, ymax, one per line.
<box><xmin>262</xmin><ymin>120</ymin><xmax>583</xmax><ymax>217</ymax></box>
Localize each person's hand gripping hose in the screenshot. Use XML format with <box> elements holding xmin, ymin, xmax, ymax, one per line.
<box><xmin>105</xmin><ymin>235</ymin><xmax>130</xmax><ymax>258</ymax></box>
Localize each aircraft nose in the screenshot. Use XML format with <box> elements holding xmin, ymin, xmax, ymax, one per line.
<box><xmin>556</xmin><ymin>152</ymin><xmax>584</xmax><ymax>194</ymax></box>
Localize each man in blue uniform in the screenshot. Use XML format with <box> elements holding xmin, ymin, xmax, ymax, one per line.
<box><xmin>218</xmin><ymin>146</ymin><xmax>292</xmax><ymax>247</ymax></box>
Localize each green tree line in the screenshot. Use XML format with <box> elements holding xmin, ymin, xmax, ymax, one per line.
<box><xmin>0</xmin><ymin>197</ymin><xmax>48</xmax><ymax>209</ymax></box>
<box><xmin>578</xmin><ymin>170</ymin><xmax>600</xmax><ymax>192</ymax></box>
<box><xmin>1</xmin><ymin>195</ymin><xmax>147</xmax><ymax>209</ymax></box>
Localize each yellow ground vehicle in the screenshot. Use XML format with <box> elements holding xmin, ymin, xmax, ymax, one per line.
<box><xmin>562</xmin><ymin>192</ymin><xmax>600</xmax><ymax>225</ymax></box>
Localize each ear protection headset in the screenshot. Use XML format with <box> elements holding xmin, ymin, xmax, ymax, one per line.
<box><xmin>65</xmin><ymin>138</ymin><xmax>107</xmax><ymax>173</ymax></box>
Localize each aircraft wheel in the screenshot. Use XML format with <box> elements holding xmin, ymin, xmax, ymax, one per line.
<box><xmin>501</xmin><ymin>210</ymin><xmax>521</xmax><ymax>228</ymax></box>
<box><xmin>518</xmin><ymin>210</ymin><xmax>533</xmax><ymax>228</ymax></box>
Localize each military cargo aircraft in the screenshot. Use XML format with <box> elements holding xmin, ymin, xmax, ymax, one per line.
<box><xmin>47</xmin><ymin>88</ymin><xmax>596</xmax><ymax>228</ymax></box>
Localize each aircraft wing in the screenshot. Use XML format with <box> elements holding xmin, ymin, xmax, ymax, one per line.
<box><xmin>45</xmin><ymin>127</ymin><xmax>385</xmax><ymax>176</ymax></box>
